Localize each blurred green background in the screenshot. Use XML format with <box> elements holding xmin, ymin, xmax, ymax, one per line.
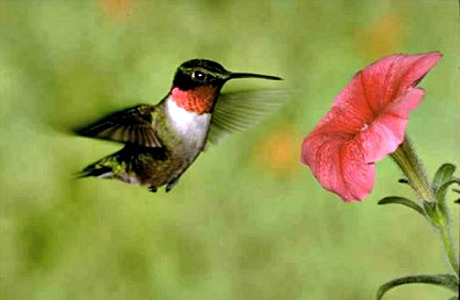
<box><xmin>1</xmin><ymin>1</ymin><xmax>458</xmax><ymax>299</ymax></box>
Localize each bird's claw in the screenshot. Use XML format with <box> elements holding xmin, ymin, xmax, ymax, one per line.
<box><xmin>165</xmin><ymin>178</ymin><xmax>179</xmax><ymax>192</ymax></box>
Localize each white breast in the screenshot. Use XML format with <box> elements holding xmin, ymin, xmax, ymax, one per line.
<box><xmin>166</xmin><ymin>97</ymin><xmax>211</xmax><ymax>149</ymax></box>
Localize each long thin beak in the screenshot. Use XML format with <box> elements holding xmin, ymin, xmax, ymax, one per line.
<box><xmin>229</xmin><ymin>72</ymin><xmax>282</xmax><ymax>81</ymax></box>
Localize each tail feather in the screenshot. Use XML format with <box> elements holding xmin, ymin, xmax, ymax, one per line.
<box><xmin>77</xmin><ymin>146</ymin><xmax>142</xmax><ymax>184</ymax></box>
<box><xmin>77</xmin><ymin>154</ymin><xmax>120</xmax><ymax>179</ymax></box>
<box><xmin>77</xmin><ymin>164</ymin><xmax>114</xmax><ymax>179</ymax></box>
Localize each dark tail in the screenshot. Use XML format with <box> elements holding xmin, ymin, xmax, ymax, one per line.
<box><xmin>76</xmin><ymin>165</ymin><xmax>113</xmax><ymax>179</ymax></box>
<box><xmin>76</xmin><ymin>155</ymin><xmax>119</xmax><ymax>179</ymax></box>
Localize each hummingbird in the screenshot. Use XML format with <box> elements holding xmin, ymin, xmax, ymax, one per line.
<box><xmin>77</xmin><ymin>59</ymin><xmax>288</xmax><ymax>192</ymax></box>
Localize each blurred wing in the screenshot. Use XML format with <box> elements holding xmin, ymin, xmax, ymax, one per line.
<box><xmin>207</xmin><ymin>89</ymin><xmax>294</xmax><ymax>145</ymax></box>
<box><xmin>76</xmin><ymin>105</ymin><xmax>163</xmax><ymax>148</ymax></box>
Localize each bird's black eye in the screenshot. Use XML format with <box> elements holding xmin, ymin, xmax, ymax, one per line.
<box><xmin>192</xmin><ymin>70</ymin><xmax>206</xmax><ymax>81</ymax></box>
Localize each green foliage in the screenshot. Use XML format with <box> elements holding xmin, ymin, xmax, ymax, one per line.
<box><xmin>378</xmin><ymin>196</ymin><xmax>426</xmax><ymax>218</ymax></box>
<box><xmin>1</xmin><ymin>1</ymin><xmax>459</xmax><ymax>300</ymax></box>
<box><xmin>376</xmin><ymin>274</ymin><xmax>459</xmax><ymax>300</ymax></box>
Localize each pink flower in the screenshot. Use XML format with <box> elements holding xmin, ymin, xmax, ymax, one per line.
<box><xmin>301</xmin><ymin>52</ymin><xmax>442</xmax><ymax>202</ymax></box>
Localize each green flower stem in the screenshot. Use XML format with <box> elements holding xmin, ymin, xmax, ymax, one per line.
<box><xmin>390</xmin><ymin>138</ymin><xmax>434</xmax><ymax>203</ymax></box>
<box><xmin>439</xmin><ymin>222</ymin><xmax>460</xmax><ymax>278</ymax></box>
<box><xmin>390</xmin><ymin>137</ymin><xmax>459</xmax><ymax>278</ymax></box>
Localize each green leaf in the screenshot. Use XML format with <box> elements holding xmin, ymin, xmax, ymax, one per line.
<box><xmin>432</xmin><ymin>163</ymin><xmax>456</xmax><ymax>192</ymax></box>
<box><xmin>436</xmin><ymin>178</ymin><xmax>460</xmax><ymax>204</ymax></box>
<box><xmin>378</xmin><ymin>196</ymin><xmax>426</xmax><ymax>218</ymax></box>
<box><xmin>422</xmin><ymin>200</ymin><xmax>438</xmax><ymax>221</ymax></box>
<box><xmin>376</xmin><ymin>274</ymin><xmax>459</xmax><ymax>300</ymax></box>
<box><xmin>435</xmin><ymin>177</ymin><xmax>460</xmax><ymax>221</ymax></box>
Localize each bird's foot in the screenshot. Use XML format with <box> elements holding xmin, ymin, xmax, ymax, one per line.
<box><xmin>148</xmin><ymin>186</ymin><xmax>158</xmax><ymax>193</ymax></box>
<box><xmin>165</xmin><ymin>178</ymin><xmax>179</xmax><ymax>192</ymax></box>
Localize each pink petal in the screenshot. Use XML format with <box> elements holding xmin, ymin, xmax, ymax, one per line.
<box><xmin>301</xmin><ymin>52</ymin><xmax>442</xmax><ymax>202</ymax></box>
<box><xmin>356</xmin><ymin>52</ymin><xmax>442</xmax><ymax>112</ymax></box>
<box><xmin>360</xmin><ymin>88</ymin><xmax>425</xmax><ymax>163</ymax></box>
<box><xmin>302</xmin><ymin>135</ymin><xmax>375</xmax><ymax>201</ymax></box>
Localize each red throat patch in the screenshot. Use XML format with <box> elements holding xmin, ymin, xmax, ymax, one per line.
<box><xmin>171</xmin><ymin>86</ymin><xmax>218</xmax><ymax>114</ymax></box>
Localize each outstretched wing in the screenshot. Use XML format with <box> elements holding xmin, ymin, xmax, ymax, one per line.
<box><xmin>76</xmin><ymin>104</ymin><xmax>163</xmax><ymax>148</ymax></box>
<box><xmin>207</xmin><ymin>89</ymin><xmax>294</xmax><ymax>145</ymax></box>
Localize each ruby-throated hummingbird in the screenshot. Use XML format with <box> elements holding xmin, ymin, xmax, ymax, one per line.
<box><xmin>77</xmin><ymin>59</ymin><xmax>288</xmax><ymax>192</ymax></box>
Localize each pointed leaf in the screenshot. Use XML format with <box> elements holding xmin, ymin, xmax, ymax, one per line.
<box><xmin>432</xmin><ymin>163</ymin><xmax>456</xmax><ymax>192</ymax></box>
<box><xmin>435</xmin><ymin>177</ymin><xmax>460</xmax><ymax>219</ymax></box>
<box><xmin>376</xmin><ymin>274</ymin><xmax>459</xmax><ymax>300</ymax></box>
<box><xmin>436</xmin><ymin>178</ymin><xmax>460</xmax><ymax>203</ymax></box>
<box><xmin>378</xmin><ymin>196</ymin><xmax>426</xmax><ymax>217</ymax></box>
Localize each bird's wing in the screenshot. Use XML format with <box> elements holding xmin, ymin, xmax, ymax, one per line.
<box><xmin>207</xmin><ymin>89</ymin><xmax>294</xmax><ymax>146</ymax></box>
<box><xmin>76</xmin><ymin>104</ymin><xmax>163</xmax><ymax>148</ymax></box>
